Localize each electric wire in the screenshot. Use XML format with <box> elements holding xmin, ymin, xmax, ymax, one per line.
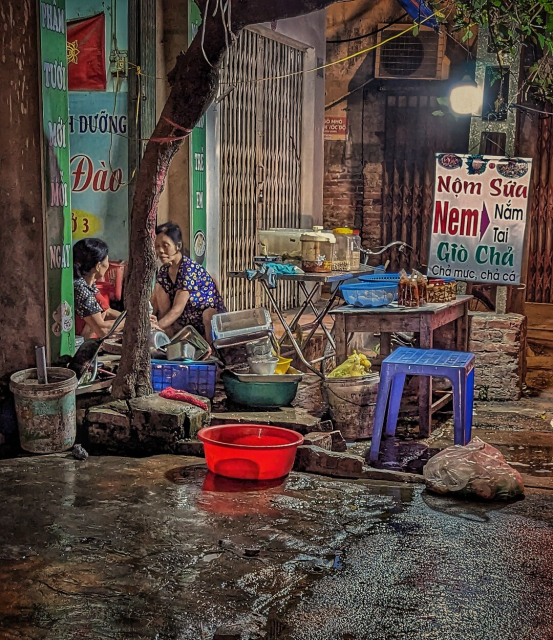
<box><xmin>106</xmin><ymin>10</ymin><xmax>441</xmax><ymax>145</ymax></box>
<box><xmin>326</xmin><ymin>13</ymin><xmax>408</xmax><ymax>44</ymax></box>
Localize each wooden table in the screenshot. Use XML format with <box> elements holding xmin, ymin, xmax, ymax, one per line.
<box><xmin>331</xmin><ymin>296</ymin><xmax>472</xmax><ymax>437</ymax></box>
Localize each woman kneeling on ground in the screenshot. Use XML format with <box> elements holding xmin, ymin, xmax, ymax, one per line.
<box><xmin>73</xmin><ymin>238</ymin><xmax>125</xmax><ymax>339</ymax></box>
<box><xmin>152</xmin><ymin>222</ymin><xmax>226</xmax><ymax>341</ymax></box>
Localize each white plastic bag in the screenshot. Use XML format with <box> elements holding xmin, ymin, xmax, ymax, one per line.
<box><xmin>423</xmin><ymin>437</ymin><xmax>524</xmax><ymax>500</ymax></box>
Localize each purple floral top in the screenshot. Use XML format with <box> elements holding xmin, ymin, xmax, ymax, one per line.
<box><xmin>157</xmin><ymin>257</ymin><xmax>226</xmax><ymax>336</ymax></box>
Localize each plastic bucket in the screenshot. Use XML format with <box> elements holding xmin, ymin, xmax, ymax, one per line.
<box><xmin>323</xmin><ymin>373</ymin><xmax>380</xmax><ymax>441</ymax></box>
<box><xmin>10</xmin><ymin>368</ymin><xmax>78</xmax><ymax>453</ymax></box>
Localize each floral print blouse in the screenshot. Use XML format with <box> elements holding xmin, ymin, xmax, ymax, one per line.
<box><xmin>157</xmin><ymin>257</ymin><xmax>226</xmax><ymax>336</ymax></box>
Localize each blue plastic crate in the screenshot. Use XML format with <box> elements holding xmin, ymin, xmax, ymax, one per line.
<box><xmin>151</xmin><ymin>360</ymin><xmax>217</xmax><ymax>398</ymax></box>
<box><xmin>339</xmin><ymin>282</ymin><xmax>398</xmax><ymax>308</ymax></box>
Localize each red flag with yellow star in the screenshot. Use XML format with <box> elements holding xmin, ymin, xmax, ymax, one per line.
<box><xmin>67</xmin><ymin>13</ymin><xmax>106</xmax><ymax>91</ymax></box>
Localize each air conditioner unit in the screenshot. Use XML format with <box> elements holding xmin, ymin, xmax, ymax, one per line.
<box><xmin>375</xmin><ymin>24</ymin><xmax>450</xmax><ymax>81</ymax></box>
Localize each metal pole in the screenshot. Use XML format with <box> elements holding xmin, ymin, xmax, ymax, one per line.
<box><xmin>260</xmin><ymin>280</ymin><xmax>323</xmax><ymax>377</ymax></box>
<box><xmin>468</xmin><ymin>29</ymin><xmax>521</xmax><ymax>314</ymax></box>
<box><xmin>35</xmin><ymin>346</ymin><xmax>48</xmax><ymax>384</ymax></box>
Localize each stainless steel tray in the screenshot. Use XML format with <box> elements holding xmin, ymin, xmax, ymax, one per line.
<box><xmin>231</xmin><ymin>367</ymin><xmax>303</xmax><ymax>383</ymax></box>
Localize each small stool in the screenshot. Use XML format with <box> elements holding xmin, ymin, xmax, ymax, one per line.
<box><xmin>369</xmin><ymin>347</ymin><xmax>475</xmax><ymax>463</ymax></box>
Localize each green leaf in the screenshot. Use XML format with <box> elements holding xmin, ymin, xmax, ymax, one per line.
<box><xmin>413</xmin><ymin>25</ymin><xmax>420</xmax><ymax>37</ymax></box>
<box><xmin>432</xmin><ymin>110</ymin><xmax>445</xmax><ymax>117</ymax></box>
<box><xmin>437</xmin><ymin>97</ymin><xmax>450</xmax><ymax>106</ymax></box>
<box><xmin>446</xmin><ymin>0</ymin><xmax>553</xmax><ymax>108</ymax></box>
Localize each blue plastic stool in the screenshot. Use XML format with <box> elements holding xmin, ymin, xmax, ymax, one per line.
<box><xmin>369</xmin><ymin>347</ymin><xmax>475</xmax><ymax>463</ymax></box>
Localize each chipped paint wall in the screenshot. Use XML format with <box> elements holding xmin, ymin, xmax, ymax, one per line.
<box><xmin>0</xmin><ymin>0</ymin><xmax>48</xmax><ymax>381</ymax></box>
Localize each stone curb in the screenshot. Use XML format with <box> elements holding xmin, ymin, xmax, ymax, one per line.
<box><xmin>293</xmin><ymin>445</ymin><xmax>425</xmax><ymax>484</ymax></box>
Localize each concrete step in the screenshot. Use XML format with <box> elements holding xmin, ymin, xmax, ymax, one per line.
<box><xmin>210</xmin><ymin>407</ymin><xmax>325</xmax><ymax>434</ymax></box>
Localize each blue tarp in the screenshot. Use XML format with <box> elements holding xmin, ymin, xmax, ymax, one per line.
<box><xmin>395</xmin><ymin>0</ymin><xmax>438</xmax><ymax>30</ymax></box>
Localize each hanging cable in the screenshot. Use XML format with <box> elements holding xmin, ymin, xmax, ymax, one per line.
<box><xmin>327</xmin><ymin>13</ymin><xmax>408</xmax><ymax>43</ymax></box>
<box><xmin>221</xmin><ymin>12</ymin><xmax>440</xmax><ymax>85</ymax></box>
<box><xmin>201</xmin><ymin>0</ymin><xmax>213</xmax><ymax>66</ymax></box>
<box><xmin>511</xmin><ymin>103</ymin><xmax>552</xmax><ymax>117</ymax></box>
<box><xmin>105</xmin><ymin>11</ymin><xmax>441</xmax><ymax>144</ymax></box>
<box><xmin>111</xmin><ymin>0</ymin><xmax>118</xmax><ymax>50</ymax></box>
<box><xmin>126</xmin><ymin>13</ymin><xmax>437</xmax><ymax>86</ymax></box>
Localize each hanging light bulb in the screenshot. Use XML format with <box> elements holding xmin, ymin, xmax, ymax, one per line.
<box><xmin>449</xmin><ymin>78</ymin><xmax>483</xmax><ymax>116</ymax></box>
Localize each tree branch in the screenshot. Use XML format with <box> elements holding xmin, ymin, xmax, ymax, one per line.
<box><xmin>113</xmin><ymin>0</ymin><xmax>342</xmax><ymax>398</ymax></box>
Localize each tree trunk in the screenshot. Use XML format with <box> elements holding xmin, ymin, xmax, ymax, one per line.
<box><xmin>112</xmin><ymin>0</ymin><xmax>340</xmax><ymax>399</ymax></box>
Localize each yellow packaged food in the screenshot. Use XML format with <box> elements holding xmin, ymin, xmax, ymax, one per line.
<box><xmin>327</xmin><ymin>351</ymin><xmax>371</xmax><ymax>378</ymax></box>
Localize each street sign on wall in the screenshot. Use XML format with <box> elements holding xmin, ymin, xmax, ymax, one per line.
<box><xmin>39</xmin><ymin>0</ymin><xmax>75</xmax><ymax>360</ymax></box>
<box><xmin>428</xmin><ymin>153</ymin><xmax>532</xmax><ymax>285</ymax></box>
<box><xmin>69</xmin><ymin>92</ymin><xmax>129</xmax><ymax>260</ymax></box>
<box><xmin>324</xmin><ymin>115</ymin><xmax>348</xmax><ymax>140</ymax></box>
<box><xmin>189</xmin><ymin>1</ymin><xmax>207</xmax><ymax>265</ymax></box>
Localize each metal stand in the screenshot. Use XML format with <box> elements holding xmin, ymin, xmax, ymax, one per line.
<box><xmin>259</xmin><ymin>279</ymin><xmax>344</xmax><ymax>378</ymax></box>
<box><xmin>228</xmin><ymin>270</ymin><xmax>368</xmax><ymax>378</ymax></box>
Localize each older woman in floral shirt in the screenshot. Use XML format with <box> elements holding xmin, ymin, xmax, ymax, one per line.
<box><xmin>152</xmin><ymin>222</ymin><xmax>226</xmax><ymax>341</ymax></box>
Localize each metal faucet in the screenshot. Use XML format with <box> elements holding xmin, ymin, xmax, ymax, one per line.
<box><xmin>360</xmin><ymin>241</ymin><xmax>414</xmax><ymax>264</ymax></box>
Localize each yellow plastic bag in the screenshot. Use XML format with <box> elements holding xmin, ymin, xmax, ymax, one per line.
<box><xmin>327</xmin><ymin>351</ymin><xmax>371</xmax><ymax>378</ymax></box>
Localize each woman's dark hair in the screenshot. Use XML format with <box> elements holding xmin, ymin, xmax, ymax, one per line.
<box><xmin>73</xmin><ymin>238</ymin><xmax>109</xmax><ymax>279</ymax></box>
<box><xmin>156</xmin><ymin>222</ymin><xmax>183</xmax><ymax>248</ymax></box>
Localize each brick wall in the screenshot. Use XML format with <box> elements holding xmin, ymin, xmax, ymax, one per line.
<box><xmin>362</xmin><ymin>162</ymin><xmax>384</xmax><ymax>249</ymax></box>
<box><xmin>469</xmin><ymin>313</ymin><xmax>527</xmax><ymax>401</ymax></box>
<box><xmin>323</xmin><ymin>160</ymin><xmax>364</xmax><ymax>230</ymax></box>
<box><xmin>323</xmin><ymin>79</ymin><xmax>386</xmax><ymax>244</ymax></box>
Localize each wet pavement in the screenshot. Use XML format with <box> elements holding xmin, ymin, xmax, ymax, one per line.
<box><xmin>0</xmin><ymin>454</ymin><xmax>552</xmax><ymax>640</ymax></box>
<box><xmin>347</xmin><ymin>419</ymin><xmax>553</xmax><ymax>488</ymax></box>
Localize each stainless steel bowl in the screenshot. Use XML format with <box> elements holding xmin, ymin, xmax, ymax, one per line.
<box><xmin>149</xmin><ymin>330</ymin><xmax>171</xmax><ymax>350</ymax></box>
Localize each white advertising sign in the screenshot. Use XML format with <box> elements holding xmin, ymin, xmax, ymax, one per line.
<box><xmin>428</xmin><ymin>153</ymin><xmax>532</xmax><ymax>285</ymax></box>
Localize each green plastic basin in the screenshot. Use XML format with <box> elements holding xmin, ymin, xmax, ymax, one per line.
<box><xmin>222</xmin><ymin>371</ymin><xmax>299</xmax><ymax>408</ymax></box>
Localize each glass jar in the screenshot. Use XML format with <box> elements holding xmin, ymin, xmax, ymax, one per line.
<box><xmin>333</xmin><ymin>227</ymin><xmax>354</xmax><ymax>271</ymax></box>
<box><xmin>300</xmin><ymin>226</ymin><xmax>336</xmax><ymax>272</ymax></box>
<box><xmin>398</xmin><ymin>273</ymin><xmax>420</xmax><ymax>307</ymax></box>
<box><xmin>427</xmin><ymin>279</ymin><xmax>446</xmax><ymax>303</ymax></box>
<box><xmin>351</xmin><ymin>231</ymin><xmax>361</xmax><ymax>270</ymax></box>
<box><xmin>417</xmin><ymin>276</ymin><xmax>428</xmax><ymax>306</ymax></box>
<box><xmin>445</xmin><ymin>280</ymin><xmax>457</xmax><ymax>301</ymax></box>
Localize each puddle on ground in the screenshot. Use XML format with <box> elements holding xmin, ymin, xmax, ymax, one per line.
<box><xmin>494</xmin><ymin>443</ymin><xmax>553</xmax><ymax>476</ymax></box>
<box><xmin>351</xmin><ymin>429</ymin><xmax>553</xmax><ymax>478</ymax></box>
<box><xmin>0</xmin><ymin>455</ymin><xmax>418</xmax><ymax>640</ymax></box>
<box><xmin>163</xmin><ymin>465</ymin><xmax>414</xmax><ymax>521</ymax></box>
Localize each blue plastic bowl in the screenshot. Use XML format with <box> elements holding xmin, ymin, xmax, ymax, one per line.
<box><xmin>358</xmin><ymin>273</ymin><xmax>401</xmax><ymax>283</ymax></box>
<box><xmin>339</xmin><ymin>282</ymin><xmax>398</xmax><ymax>308</ymax></box>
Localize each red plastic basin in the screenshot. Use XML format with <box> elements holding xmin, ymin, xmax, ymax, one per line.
<box><xmin>197</xmin><ymin>424</ymin><xmax>304</xmax><ymax>481</ymax></box>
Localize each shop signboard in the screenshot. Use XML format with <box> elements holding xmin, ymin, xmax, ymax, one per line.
<box><xmin>324</xmin><ymin>115</ymin><xmax>348</xmax><ymax>140</ymax></box>
<box><xmin>428</xmin><ymin>153</ymin><xmax>532</xmax><ymax>285</ymax></box>
<box><xmin>68</xmin><ymin>92</ymin><xmax>129</xmax><ymax>260</ymax></box>
<box><xmin>189</xmin><ymin>1</ymin><xmax>207</xmax><ymax>265</ymax></box>
<box><xmin>39</xmin><ymin>0</ymin><xmax>75</xmax><ymax>360</ymax></box>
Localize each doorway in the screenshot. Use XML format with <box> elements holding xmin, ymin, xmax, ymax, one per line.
<box><xmin>219</xmin><ymin>28</ymin><xmax>305</xmax><ymax>311</ymax></box>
